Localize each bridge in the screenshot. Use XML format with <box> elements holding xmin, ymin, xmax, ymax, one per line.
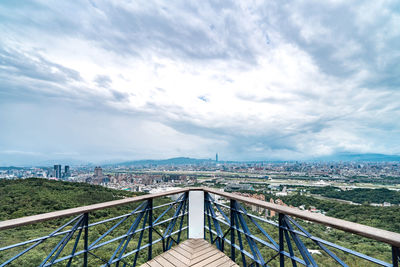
<box><xmin>0</xmin><ymin>187</ymin><xmax>399</xmax><ymax>266</ymax></box>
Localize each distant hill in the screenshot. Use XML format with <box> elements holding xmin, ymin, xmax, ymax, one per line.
<box><xmin>110</xmin><ymin>154</ymin><xmax>400</xmax><ymax>167</ymax></box>
<box><xmin>317</xmin><ymin>153</ymin><xmax>400</xmax><ymax>162</ymax></box>
<box><xmin>2</xmin><ymin>153</ymin><xmax>400</xmax><ymax>168</ymax></box>
<box><xmin>108</xmin><ymin>157</ymin><xmax>216</xmax><ymax>166</ymax></box>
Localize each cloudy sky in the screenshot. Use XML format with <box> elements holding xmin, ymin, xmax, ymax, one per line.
<box><xmin>1</xmin><ymin>0</ymin><xmax>400</xmax><ymax>165</ymax></box>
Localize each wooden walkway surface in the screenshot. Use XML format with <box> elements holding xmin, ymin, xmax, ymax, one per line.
<box><xmin>141</xmin><ymin>239</ymin><xmax>239</xmax><ymax>267</ymax></box>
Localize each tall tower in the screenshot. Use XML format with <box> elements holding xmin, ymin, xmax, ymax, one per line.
<box><xmin>216</xmin><ymin>153</ymin><xmax>218</xmax><ymax>163</ymax></box>
<box><xmin>64</xmin><ymin>165</ymin><xmax>70</xmax><ymax>178</ymax></box>
<box><xmin>54</xmin><ymin>165</ymin><xmax>61</xmax><ymax>178</ymax></box>
<box><xmin>94</xmin><ymin>166</ymin><xmax>103</xmax><ymax>178</ymax></box>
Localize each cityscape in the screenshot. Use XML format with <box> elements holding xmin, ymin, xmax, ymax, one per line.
<box><xmin>2</xmin><ymin>156</ymin><xmax>399</xmax><ymax>207</ymax></box>
<box><xmin>1</xmin><ymin>1</ymin><xmax>400</xmax><ymax>266</ymax></box>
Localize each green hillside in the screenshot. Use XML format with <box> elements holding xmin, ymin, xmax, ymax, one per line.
<box><xmin>0</xmin><ymin>178</ymin><xmax>136</xmax><ymax>220</ymax></box>
<box><xmin>0</xmin><ymin>178</ymin><xmax>398</xmax><ymax>266</ymax></box>
<box><xmin>0</xmin><ymin>178</ymin><xmax>184</xmax><ymax>266</ymax></box>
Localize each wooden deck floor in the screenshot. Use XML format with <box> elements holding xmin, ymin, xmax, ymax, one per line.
<box><xmin>141</xmin><ymin>239</ymin><xmax>239</xmax><ymax>267</ymax></box>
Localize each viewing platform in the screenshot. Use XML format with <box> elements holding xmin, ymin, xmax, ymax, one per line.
<box><xmin>142</xmin><ymin>238</ymin><xmax>238</xmax><ymax>267</ymax></box>
<box><xmin>0</xmin><ymin>187</ymin><xmax>399</xmax><ymax>266</ymax></box>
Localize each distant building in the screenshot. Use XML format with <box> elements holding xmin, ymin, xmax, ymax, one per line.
<box><xmin>216</xmin><ymin>153</ymin><xmax>218</xmax><ymax>163</ymax></box>
<box><xmin>54</xmin><ymin>165</ymin><xmax>61</xmax><ymax>178</ymax></box>
<box><xmin>64</xmin><ymin>165</ymin><xmax>70</xmax><ymax>178</ymax></box>
<box><xmin>225</xmin><ymin>184</ymin><xmax>253</xmax><ymax>191</ymax></box>
<box><xmin>94</xmin><ymin>166</ymin><xmax>103</xmax><ymax>178</ymax></box>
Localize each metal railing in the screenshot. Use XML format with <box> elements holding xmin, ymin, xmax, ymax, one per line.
<box><xmin>203</xmin><ymin>188</ymin><xmax>400</xmax><ymax>267</ymax></box>
<box><xmin>0</xmin><ymin>188</ymin><xmax>191</xmax><ymax>266</ymax></box>
<box><xmin>0</xmin><ymin>187</ymin><xmax>399</xmax><ymax>266</ymax></box>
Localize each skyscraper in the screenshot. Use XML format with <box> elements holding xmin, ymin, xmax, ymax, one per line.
<box><xmin>94</xmin><ymin>166</ymin><xmax>103</xmax><ymax>178</ymax></box>
<box><xmin>64</xmin><ymin>165</ymin><xmax>70</xmax><ymax>178</ymax></box>
<box><xmin>216</xmin><ymin>153</ymin><xmax>218</xmax><ymax>163</ymax></box>
<box><xmin>54</xmin><ymin>164</ymin><xmax>61</xmax><ymax>178</ymax></box>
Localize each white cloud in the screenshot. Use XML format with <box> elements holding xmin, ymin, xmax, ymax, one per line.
<box><xmin>0</xmin><ymin>0</ymin><xmax>400</xmax><ymax>164</ymax></box>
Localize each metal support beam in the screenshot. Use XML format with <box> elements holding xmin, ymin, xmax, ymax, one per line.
<box><xmin>148</xmin><ymin>199</ymin><xmax>153</xmax><ymax>261</ymax></box>
<box><xmin>279</xmin><ymin>213</ymin><xmax>285</xmax><ymax>267</ymax></box>
<box><xmin>83</xmin><ymin>213</ymin><xmax>89</xmax><ymax>267</ymax></box>
<box><xmin>230</xmin><ymin>199</ymin><xmax>235</xmax><ymax>262</ymax></box>
<box><xmin>393</xmin><ymin>246</ymin><xmax>399</xmax><ymax>267</ymax></box>
<box><xmin>189</xmin><ymin>190</ymin><xmax>204</xmax><ymax>238</ymax></box>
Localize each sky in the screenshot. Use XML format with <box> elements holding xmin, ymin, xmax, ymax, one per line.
<box><xmin>1</xmin><ymin>0</ymin><xmax>400</xmax><ymax>165</ymax></box>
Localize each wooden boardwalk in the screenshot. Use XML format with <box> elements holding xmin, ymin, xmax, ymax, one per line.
<box><xmin>141</xmin><ymin>239</ymin><xmax>239</xmax><ymax>267</ymax></box>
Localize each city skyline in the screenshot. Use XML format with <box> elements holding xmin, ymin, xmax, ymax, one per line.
<box><xmin>1</xmin><ymin>1</ymin><xmax>400</xmax><ymax>165</ymax></box>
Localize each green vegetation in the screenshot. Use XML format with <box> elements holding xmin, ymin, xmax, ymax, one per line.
<box><xmin>0</xmin><ymin>178</ymin><xmax>186</xmax><ymax>266</ymax></box>
<box><xmin>271</xmin><ymin>193</ymin><xmax>400</xmax><ymax>233</ymax></box>
<box><xmin>309</xmin><ymin>186</ymin><xmax>400</xmax><ymax>204</ymax></box>
<box><xmin>0</xmin><ymin>178</ymin><xmax>137</xmax><ymax>220</ymax></box>
<box><xmin>221</xmin><ymin>188</ymin><xmax>399</xmax><ymax>266</ymax></box>
<box><xmin>1</xmin><ymin>179</ymin><xmax>399</xmax><ymax>266</ymax></box>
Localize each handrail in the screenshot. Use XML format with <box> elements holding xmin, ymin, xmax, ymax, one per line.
<box><xmin>203</xmin><ymin>187</ymin><xmax>400</xmax><ymax>248</ymax></box>
<box><xmin>1</xmin><ymin>186</ymin><xmax>400</xmax><ymax>248</ymax></box>
<box><xmin>0</xmin><ymin>187</ymin><xmax>199</xmax><ymax>230</ymax></box>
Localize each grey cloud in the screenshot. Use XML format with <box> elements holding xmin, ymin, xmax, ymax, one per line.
<box><xmin>110</xmin><ymin>90</ymin><xmax>129</xmax><ymax>101</ymax></box>
<box><xmin>237</xmin><ymin>93</ymin><xmax>295</xmax><ymax>104</ymax></box>
<box><xmin>2</xmin><ymin>1</ymin><xmax>259</xmax><ymax>65</ymax></box>
<box><xmin>1</xmin><ymin>0</ymin><xmax>400</xmax><ymax>164</ymax></box>
<box><xmin>0</xmin><ymin>47</ymin><xmax>82</xmax><ymax>83</ymax></box>
<box><xmin>198</xmin><ymin>96</ymin><xmax>209</xmax><ymax>102</ymax></box>
<box><xmin>254</xmin><ymin>0</ymin><xmax>400</xmax><ymax>85</ymax></box>
<box><xmin>94</xmin><ymin>75</ymin><xmax>112</xmax><ymax>88</ymax></box>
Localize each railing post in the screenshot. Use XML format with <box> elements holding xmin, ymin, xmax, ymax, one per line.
<box><xmin>393</xmin><ymin>246</ymin><xmax>399</xmax><ymax>267</ymax></box>
<box><xmin>148</xmin><ymin>198</ymin><xmax>153</xmax><ymax>261</ymax></box>
<box><xmin>279</xmin><ymin>213</ymin><xmax>285</xmax><ymax>267</ymax></box>
<box><xmin>83</xmin><ymin>212</ymin><xmax>89</xmax><ymax>267</ymax></box>
<box><xmin>188</xmin><ymin>190</ymin><xmax>204</xmax><ymax>238</ymax></box>
<box><xmin>230</xmin><ymin>199</ymin><xmax>236</xmax><ymax>262</ymax></box>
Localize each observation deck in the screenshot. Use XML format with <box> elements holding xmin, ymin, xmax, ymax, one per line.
<box><xmin>142</xmin><ymin>238</ymin><xmax>238</xmax><ymax>267</ymax></box>
<box><xmin>0</xmin><ymin>187</ymin><xmax>399</xmax><ymax>266</ymax></box>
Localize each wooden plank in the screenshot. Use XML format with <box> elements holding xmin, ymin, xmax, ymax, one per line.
<box><xmin>187</xmin><ymin>238</ymin><xmax>204</xmax><ymax>245</ymax></box>
<box><xmin>190</xmin><ymin>245</ymin><xmax>215</xmax><ymax>259</ymax></box>
<box><xmin>192</xmin><ymin>244</ymin><xmax>210</xmax><ymax>252</ymax></box>
<box><xmin>167</xmin><ymin>249</ymin><xmax>191</xmax><ymax>265</ymax></box>
<box><xmin>144</xmin><ymin>260</ymin><xmax>163</xmax><ymax>267</ymax></box>
<box><xmin>207</xmin><ymin>255</ymin><xmax>231</xmax><ymax>267</ymax></box>
<box><xmin>191</xmin><ymin>240</ymin><xmax>208</xmax><ymax>248</ymax></box>
<box><xmin>161</xmin><ymin>252</ymin><xmax>186</xmax><ymax>266</ymax></box>
<box><xmin>171</xmin><ymin>245</ymin><xmax>192</xmax><ymax>259</ymax></box>
<box><xmin>185</xmin><ymin>239</ymin><xmax>206</xmax><ymax>249</ymax></box>
<box><xmin>217</xmin><ymin>259</ymin><xmax>239</xmax><ymax>267</ymax></box>
<box><xmin>183</xmin><ymin>241</ymin><xmax>198</xmax><ymax>249</ymax></box>
<box><xmin>190</xmin><ymin>249</ymin><xmax>220</xmax><ymax>265</ymax></box>
<box><xmin>191</xmin><ymin>251</ymin><xmax>226</xmax><ymax>267</ymax></box>
<box><xmin>154</xmin><ymin>256</ymin><xmax>175</xmax><ymax>267</ymax></box>
<box><xmin>142</xmin><ymin>239</ymin><xmax>238</xmax><ymax>267</ymax></box>
<box><xmin>147</xmin><ymin>259</ymin><xmax>163</xmax><ymax>267</ymax></box>
<box><xmin>191</xmin><ymin>242</ymin><xmax>211</xmax><ymax>252</ymax></box>
<box><xmin>140</xmin><ymin>263</ymin><xmax>151</xmax><ymax>267</ymax></box>
<box><xmin>179</xmin><ymin>242</ymin><xmax>195</xmax><ymax>253</ymax></box>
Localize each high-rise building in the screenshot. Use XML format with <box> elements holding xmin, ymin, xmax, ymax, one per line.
<box><xmin>54</xmin><ymin>164</ymin><xmax>61</xmax><ymax>178</ymax></box>
<box><xmin>64</xmin><ymin>165</ymin><xmax>70</xmax><ymax>178</ymax></box>
<box><xmin>94</xmin><ymin>166</ymin><xmax>103</xmax><ymax>178</ymax></box>
<box><xmin>216</xmin><ymin>153</ymin><xmax>218</xmax><ymax>163</ymax></box>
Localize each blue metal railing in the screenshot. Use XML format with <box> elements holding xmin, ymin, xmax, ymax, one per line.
<box><xmin>1</xmin><ymin>188</ymin><xmax>400</xmax><ymax>266</ymax></box>
<box><xmin>0</xmin><ymin>191</ymin><xmax>189</xmax><ymax>266</ymax></box>
<box><xmin>204</xmin><ymin>192</ymin><xmax>400</xmax><ymax>267</ymax></box>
